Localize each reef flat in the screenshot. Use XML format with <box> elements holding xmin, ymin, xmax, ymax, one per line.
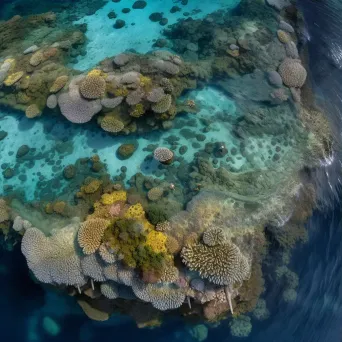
<box><xmin>0</xmin><ymin>0</ymin><xmax>334</xmax><ymax>338</ymax></box>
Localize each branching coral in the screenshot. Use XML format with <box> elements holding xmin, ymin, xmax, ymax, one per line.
<box><xmin>153</xmin><ymin>147</ymin><xmax>174</xmax><ymax>164</ymax></box>
<box><xmin>21</xmin><ymin>224</ymin><xmax>86</xmax><ymax>286</ymax></box>
<box><xmin>181</xmin><ymin>242</ymin><xmax>250</xmax><ymax>286</ymax></box>
<box><xmin>78</xmin><ymin>218</ymin><xmax>110</xmax><ymax>255</ymax></box>
<box><xmin>202</xmin><ymin>228</ymin><xmax>225</xmax><ymax>247</ymax></box>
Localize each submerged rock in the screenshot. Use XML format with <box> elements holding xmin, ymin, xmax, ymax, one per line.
<box><xmin>63</xmin><ymin>165</ymin><xmax>76</xmax><ymax>180</ymax></box>
<box><xmin>117</xmin><ymin>143</ymin><xmax>137</xmax><ymax>160</ymax></box>
<box><xmin>16</xmin><ymin>145</ymin><xmax>30</xmax><ymax>158</ymax></box>
<box><xmin>114</xmin><ymin>19</ymin><xmax>125</xmax><ymax>29</ymax></box>
<box><xmin>133</xmin><ymin>1</ymin><xmax>147</xmax><ymax>9</ymax></box>
<box><xmin>149</xmin><ymin>12</ymin><xmax>163</xmax><ymax>22</ymax></box>
<box><xmin>0</xmin><ymin>130</ymin><xmax>8</xmax><ymax>141</ymax></box>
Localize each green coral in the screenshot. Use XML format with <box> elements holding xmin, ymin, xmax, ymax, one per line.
<box><xmin>103</xmin><ymin>219</ymin><xmax>166</xmax><ymax>272</ymax></box>
<box><xmin>130</xmin><ymin>103</ymin><xmax>145</xmax><ymax>118</ymax></box>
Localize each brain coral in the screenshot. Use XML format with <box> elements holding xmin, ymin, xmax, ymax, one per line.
<box><xmin>277</xmin><ymin>30</ymin><xmax>290</xmax><ymax>43</ymax></box>
<box><xmin>58</xmin><ymin>87</ymin><xmax>102</xmax><ymax>123</ymax></box>
<box><xmin>181</xmin><ymin>242</ymin><xmax>250</xmax><ymax>286</ymax></box>
<box><xmin>100</xmin><ymin>116</ymin><xmax>124</xmax><ymax>133</ymax></box>
<box><xmin>147</xmin><ymin>187</ymin><xmax>164</xmax><ymax>201</ymax></box>
<box><xmin>25</xmin><ymin>104</ymin><xmax>41</xmax><ymax>119</ymax></box>
<box><xmin>78</xmin><ymin>218</ymin><xmax>110</xmax><ymax>255</ymax></box>
<box><xmin>50</xmin><ymin>75</ymin><xmax>69</xmax><ymax>93</ymax></box>
<box><xmin>202</xmin><ymin>228</ymin><xmax>225</xmax><ymax>247</ymax></box>
<box><xmin>21</xmin><ymin>225</ymin><xmax>86</xmax><ymax>286</ymax></box>
<box><xmin>278</xmin><ymin>58</ymin><xmax>307</xmax><ymax>88</ymax></box>
<box><xmin>151</xmin><ymin>94</ymin><xmax>172</xmax><ymax>113</ymax></box>
<box><xmin>79</xmin><ymin>75</ymin><xmax>106</xmax><ymax>99</ymax></box>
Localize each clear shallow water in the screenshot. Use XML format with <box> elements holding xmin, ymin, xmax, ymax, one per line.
<box><xmin>0</xmin><ymin>0</ymin><xmax>342</xmax><ymax>340</ymax></box>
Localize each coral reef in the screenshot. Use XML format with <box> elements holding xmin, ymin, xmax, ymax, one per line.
<box><xmin>0</xmin><ymin>0</ymin><xmax>330</xmax><ymax>332</ymax></box>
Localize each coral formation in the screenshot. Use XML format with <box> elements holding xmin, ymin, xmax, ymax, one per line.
<box><xmin>278</xmin><ymin>58</ymin><xmax>307</xmax><ymax>88</ymax></box>
<box><xmin>78</xmin><ymin>218</ymin><xmax>110</xmax><ymax>254</ymax></box>
<box><xmin>21</xmin><ymin>223</ymin><xmax>86</xmax><ymax>286</ymax></box>
<box><xmin>181</xmin><ymin>242</ymin><xmax>250</xmax><ymax>286</ymax></box>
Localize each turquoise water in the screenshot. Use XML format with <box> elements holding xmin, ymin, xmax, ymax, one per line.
<box><xmin>0</xmin><ymin>0</ymin><xmax>341</xmax><ymax>340</ymax></box>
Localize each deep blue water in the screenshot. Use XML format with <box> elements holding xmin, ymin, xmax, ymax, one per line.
<box><xmin>2</xmin><ymin>0</ymin><xmax>342</xmax><ymax>341</ymax></box>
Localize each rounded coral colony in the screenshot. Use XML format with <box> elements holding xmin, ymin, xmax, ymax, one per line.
<box><xmin>0</xmin><ymin>0</ymin><xmax>332</xmax><ymax>334</ymax></box>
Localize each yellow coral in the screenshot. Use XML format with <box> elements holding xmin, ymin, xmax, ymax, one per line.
<box><xmin>50</xmin><ymin>75</ymin><xmax>68</xmax><ymax>93</ymax></box>
<box><xmin>4</xmin><ymin>71</ymin><xmax>24</xmax><ymax>86</ymax></box>
<box><xmin>130</xmin><ymin>103</ymin><xmax>145</xmax><ymax>118</ymax></box>
<box><xmin>146</xmin><ymin>230</ymin><xmax>167</xmax><ymax>253</ymax></box>
<box><xmin>87</xmin><ymin>69</ymin><xmax>104</xmax><ymax>76</ymax></box>
<box><xmin>100</xmin><ymin>116</ymin><xmax>124</xmax><ymax>133</ymax></box>
<box><xmin>139</xmin><ymin>75</ymin><xmax>152</xmax><ymax>88</ymax></box>
<box><xmin>277</xmin><ymin>30</ymin><xmax>291</xmax><ymax>44</ymax></box>
<box><xmin>113</xmin><ymin>87</ymin><xmax>129</xmax><ymax>97</ymax></box>
<box><xmin>101</xmin><ymin>191</ymin><xmax>127</xmax><ymax>205</ymax></box>
<box><xmin>81</xmin><ymin>179</ymin><xmax>103</xmax><ymax>194</ymax></box>
<box><xmin>124</xmin><ymin>203</ymin><xmax>145</xmax><ymax>220</ymax></box>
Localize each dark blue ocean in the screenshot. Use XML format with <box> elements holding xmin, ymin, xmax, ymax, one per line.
<box><xmin>1</xmin><ymin>0</ymin><xmax>342</xmax><ymax>341</ymax></box>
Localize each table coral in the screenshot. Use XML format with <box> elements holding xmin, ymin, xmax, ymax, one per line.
<box><xmin>78</xmin><ymin>218</ymin><xmax>110</xmax><ymax>255</ymax></box>
<box><xmin>181</xmin><ymin>242</ymin><xmax>250</xmax><ymax>286</ymax></box>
